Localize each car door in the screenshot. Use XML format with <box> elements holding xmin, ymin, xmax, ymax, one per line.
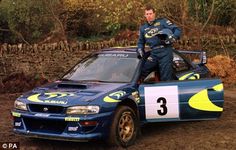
<box><xmin>138</xmin><ymin>79</ymin><xmax>224</xmax><ymax>122</ymax></box>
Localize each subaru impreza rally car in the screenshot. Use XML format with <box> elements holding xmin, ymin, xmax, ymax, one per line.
<box><xmin>12</xmin><ymin>47</ymin><xmax>224</xmax><ymax>147</ymax></box>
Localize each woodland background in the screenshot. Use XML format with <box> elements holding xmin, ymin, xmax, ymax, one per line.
<box><xmin>0</xmin><ymin>0</ymin><xmax>236</xmax><ymax>92</ymax></box>
<box><xmin>0</xmin><ymin>0</ymin><xmax>235</xmax><ymax>44</ymax></box>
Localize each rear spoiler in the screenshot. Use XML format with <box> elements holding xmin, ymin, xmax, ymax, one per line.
<box><xmin>178</xmin><ymin>50</ymin><xmax>207</xmax><ymax>64</ymax></box>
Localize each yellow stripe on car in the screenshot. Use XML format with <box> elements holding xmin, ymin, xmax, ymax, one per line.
<box><xmin>104</xmin><ymin>96</ymin><xmax>122</xmax><ymax>103</ymax></box>
<box><xmin>179</xmin><ymin>72</ymin><xmax>200</xmax><ymax>80</ymax></box>
<box><xmin>188</xmin><ymin>84</ymin><xmax>223</xmax><ymax>112</ymax></box>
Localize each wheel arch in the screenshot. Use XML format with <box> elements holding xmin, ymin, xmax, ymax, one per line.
<box><xmin>117</xmin><ymin>98</ymin><xmax>140</xmax><ymax>120</ymax></box>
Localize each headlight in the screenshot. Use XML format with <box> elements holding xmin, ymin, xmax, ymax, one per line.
<box><xmin>14</xmin><ymin>100</ymin><xmax>27</xmax><ymax>111</ymax></box>
<box><xmin>66</xmin><ymin>106</ymin><xmax>100</xmax><ymax>115</ymax></box>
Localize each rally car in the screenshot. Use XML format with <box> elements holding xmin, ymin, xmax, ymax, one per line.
<box><xmin>12</xmin><ymin>47</ymin><xmax>224</xmax><ymax>147</ymax></box>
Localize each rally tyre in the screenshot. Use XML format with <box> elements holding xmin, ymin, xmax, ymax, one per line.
<box><xmin>108</xmin><ymin>106</ymin><xmax>139</xmax><ymax>147</ymax></box>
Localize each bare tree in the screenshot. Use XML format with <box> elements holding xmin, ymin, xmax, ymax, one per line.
<box><xmin>42</xmin><ymin>0</ymin><xmax>67</xmax><ymax>42</ymax></box>
<box><xmin>201</xmin><ymin>0</ymin><xmax>215</xmax><ymax>31</ymax></box>
<box><xmin>181</xmin><ymin>0</ymin><xmax>189</xmax><ymax>35</ymax></box>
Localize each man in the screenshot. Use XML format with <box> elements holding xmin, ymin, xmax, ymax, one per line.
<box><xmin>137</xmin><ymin>5</ymin><xmax>181</xmax><ymax>81</ymax></box>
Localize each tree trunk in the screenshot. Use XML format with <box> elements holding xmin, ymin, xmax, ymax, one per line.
<box><xmin>181</xmin><ymin>0</ymin><xmax>189</xmax><ymax>35</ymax></box>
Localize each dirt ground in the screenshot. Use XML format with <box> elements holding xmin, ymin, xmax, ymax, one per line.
<box><xmin>0</xmin><ymin>89</ymin><xmax>236</xmax><ymax>150</ymax></box>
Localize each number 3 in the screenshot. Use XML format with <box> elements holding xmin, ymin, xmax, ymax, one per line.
<box><xmin>157</xmin><ymin>97</ymin><xmax>168</xmax><ymax>116</ymax></box>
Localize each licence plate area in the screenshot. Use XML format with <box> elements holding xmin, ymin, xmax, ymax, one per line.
<box><xmin>23</xmin><ymin>118</ymin><xmax>68</xmax><ymax>134</ymax></box>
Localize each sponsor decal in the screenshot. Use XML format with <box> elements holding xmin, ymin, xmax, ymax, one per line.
<box><xmin>14</xmin><ymin>122</ymin><xmax>22</xmax><ymax>127</ymax></box>
<box><xmin>154</xmin><ymin>22</ymin><xmax>160</xmax><ymax>26</ymax></box>
<box><xmin>98</xmin><ymin>53</ymin><xmax>129</xmax><ymax>57</ymax></box>
<box><xmin>132</xmin><ymin>91</ymin><xmax>140</xmax><ymax>103</ymax></box>
<box><xmin>166</xmin><ymin>20</ymin><xmax>173</xmax><ymax>25</ymax></box>
<box><xmin>65</xmin><ymin>117</ymin><xmax>80</xmax><ymax>122</ymax></box>
<box><xmin>103</xmin><ymin>91</ymin><xmax>126</xmax><ymax>103</ymax></box>
<box><xmin>68</xmin><ymin>126</ymin><xmax>79</xmax><ymax>131</ymax></box>
<box><xmin>35</xmin><ymin>113</ymin><xmax>50</xmax><ymax>117</ymax></box>
<box><xmin>145</xmin><ymin>28</ymin><xmax>159</xmax><ymax>38</ymax></box>
<box><xmin>27</xmin><ymin>92</ymin><xmax>75</xmax><ymax>104</ymax></box>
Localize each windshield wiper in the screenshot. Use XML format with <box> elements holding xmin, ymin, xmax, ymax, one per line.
<box><xmin>61</xmin><ymin>78</ymin><xmax>128</xmax><ymax>83</ymax></box>
<box><xmin>60</xmin><ymin>78</ymin><xmax>76</xmax><ymax>82</ymax></box>
<box><xmin>77</xmin><ymin>79</ymin><xmax>128</xmax><ymax>83</ymax></box>
<box><xmin>76</xmin><ymin>79</ymin><xmax>108</xmax><ymax>82</ymax></box>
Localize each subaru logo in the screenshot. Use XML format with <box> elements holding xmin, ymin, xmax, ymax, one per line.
<box><xmin>43</xmin><ymin>107</ymin><xmax>49</xmax><ymax>112</ymax></box>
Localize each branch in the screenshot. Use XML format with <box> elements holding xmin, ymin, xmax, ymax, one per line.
<box><xmin>11</xmin><ymin>29</ymin><xmax>30</xmax><ymax>45</ymax></box>
<box><xmin>201</xmin><ymin>0</ymin><xmax>215</xmax><ymax>31</ymax></box>
<box><xmin>0</xmin><ymin>28</ymin><xmax>10</xmax><ymax>32</ymax></box>
<box><xmin>0</xmin><ymin>27</ymin><xmax>30</xmax><ymax>45</ymax></box>
<box><xmin>45</xmin><ymin>0</ymin><xmax>66</xmax><ymax>40</ymax></box>
<box><xmin>49</xmin><ymin>0</ymin><xmax>65</xmax><ymax>32</ymax></box>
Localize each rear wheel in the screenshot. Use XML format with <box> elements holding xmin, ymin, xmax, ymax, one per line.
<box><xmin>108</xmin><ymin>106</ymin><xmax>139</xmax><ymax>147</ymax></box>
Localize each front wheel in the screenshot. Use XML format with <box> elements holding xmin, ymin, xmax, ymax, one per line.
<box><xmin>108</xmin><ymin>106</ymin><xmax>139</xmax><ymax>147</ymax></box>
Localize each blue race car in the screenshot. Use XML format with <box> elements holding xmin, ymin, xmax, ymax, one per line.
<box><xmin>12</xmin><ymin>47</ymin><xmax>224</xmax><ymax>147</ymax></box>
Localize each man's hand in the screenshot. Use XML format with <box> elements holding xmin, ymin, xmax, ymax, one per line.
<box><xmin>137</xmin><ymin>48</ymin><xmax>144</xmax><ymax>59</ymax></box>
<box><xmin>168</xmin><ymin>35</ymin><xmax>176</xmax><ymax>43</ymax></box>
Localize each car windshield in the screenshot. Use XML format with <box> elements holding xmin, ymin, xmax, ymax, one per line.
<box><xmin>62</xmin><ymin>53</ymin><xmax>140</xmax><ymax>83</ymax></box>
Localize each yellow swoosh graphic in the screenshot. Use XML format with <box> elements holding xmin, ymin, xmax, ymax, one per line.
<box><xmin>28</xmin><ymin>94</ymin><xmax>44</xmax><ymax>103</ymax></box>
<box><xmin>103</xmin><ymin>91</ymin><xmax>126</xmax><ymax>103</ymax></box>
<box><xmin>189</xmin><ymin>84</ymin><xmax>223</xmax><ymax>112</ymax></box>
<box><xmin>111</xmin><ymin>91</ymin><xmax>125</xmax><ymax>98</ymax></box>
<box><xmin>45</xmin><ymin>93</ymin><xmax>58</xmax><ymax>99</ymax></box>
<box><xmin>104</xmin><ymin>96</ymin><xmax>122</xmax><ymax>103</ymax></box>
<box><xmin>27</xmin><ymin>92</ymin><xmax>75</xmax><ymax>104</ymax></box>
<box><xmin>213</xmin><ymin>83</ymin><xmax>223</xmax><ymax>91</ymax></box>
<box><xmin>179</xmin><ymin>72</ymin><xmax>200</xmax><ymax>80</ymax></box>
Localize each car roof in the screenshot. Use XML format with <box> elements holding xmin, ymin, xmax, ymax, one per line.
<box><xmin>99</xmin><ymin>46</ymin><xmax>203</xmax><ymax>54</ymax></box>
<box><xmin>100</xmin><ymin>46</ymin><xmax>138</xmax><ymax>53</ymax></box>
<box><xmin>100</xmin><ymin>46</ymin><xmax>154</xmax><ymax>53</ymax></box>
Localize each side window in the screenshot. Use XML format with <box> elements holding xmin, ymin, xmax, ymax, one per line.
<box><xmin>173</xmin><ymin>53</ymin><xmax>189</xmax><ymax>72</ymax></box>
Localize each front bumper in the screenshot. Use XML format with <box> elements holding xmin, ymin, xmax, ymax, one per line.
<box><xmin>12</xmin><ymin>110</ymin><xmax>113</xmax><ymax>141</ymax></box>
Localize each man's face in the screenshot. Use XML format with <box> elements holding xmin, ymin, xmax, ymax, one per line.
<box><xmin>144</xmin><ymin>9</ymin><xmax>156</xmax><ymax>23</ymax></box>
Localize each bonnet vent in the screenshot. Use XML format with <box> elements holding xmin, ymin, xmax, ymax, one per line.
<box><xmin>57</xmin><ymin>83</ymin><xmax>88</xmax><ymax>89</ymax></box>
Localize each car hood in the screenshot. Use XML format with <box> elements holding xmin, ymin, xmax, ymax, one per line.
<box><xmin>19</xmin><ymin>81</ymin><xmax>129</xmax><ymax>106</ymax></box>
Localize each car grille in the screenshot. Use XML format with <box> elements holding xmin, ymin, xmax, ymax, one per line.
<box><xmin>28</xmin><ymin>104</ymin><xmax>65</xmax><ymax>114</ymax></box>
<box><xmin>24</xmin><ymin>118</ymin><xmax>67</xmax><ymax>134</ymax></box>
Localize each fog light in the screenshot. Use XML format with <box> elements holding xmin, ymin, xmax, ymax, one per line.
<box><xmin>80</xmin><ymin>121</ymin><xmax>97</xmax><ymax>126</ymax></box>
